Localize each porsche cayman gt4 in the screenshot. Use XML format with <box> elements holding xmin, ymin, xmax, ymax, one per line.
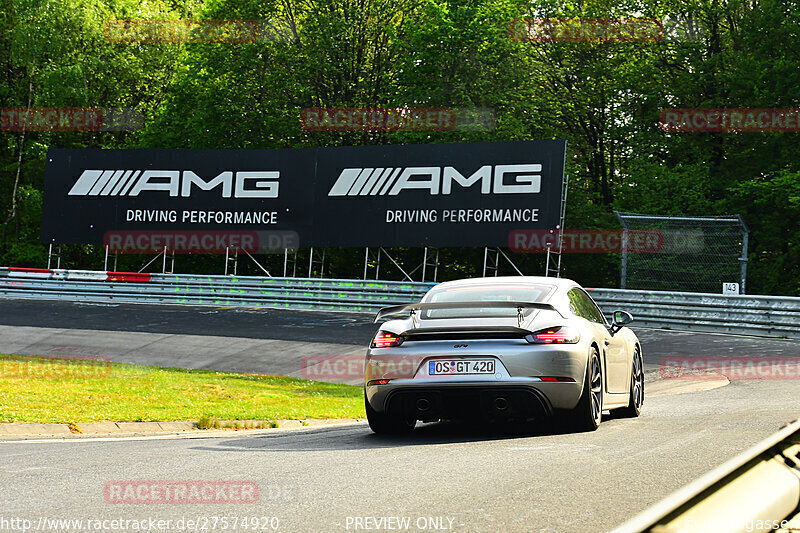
<box><xmin>364</xmin><ymin>276</ymin><xmax>644</xmax><ymax>434</ymax></box>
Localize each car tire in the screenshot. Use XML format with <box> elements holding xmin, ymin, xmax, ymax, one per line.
<box><xmin>613</xmin><ymin>345</ymin><xmax>644</xmax><ymax>418</ymax></box>
<box><xmin>365</xmin><ymin>392</ymin><xmax>415</xmax><ymax>435</ymax></box>
<box><xmin>565</xmin><ymin>347</ymin><xmax>603</xmax><ymax>432</ymax></box>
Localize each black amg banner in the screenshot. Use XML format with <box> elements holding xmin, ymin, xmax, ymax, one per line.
<box><xmin>41</xmin><ymin>141</ymin><xmax>566</xmax><ymax>250</ymax></box>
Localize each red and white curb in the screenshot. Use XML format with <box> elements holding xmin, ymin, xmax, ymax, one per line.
<box><xmin>0</xmin><ymin>267</ymin><xmax>151</xmax><ymax>283</ymax></box>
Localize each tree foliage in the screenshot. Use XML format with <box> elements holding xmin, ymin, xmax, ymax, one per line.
<box><xmin>1</xmin><ymin>0</ymin><xmax>798</xmax><ymax>294</ymax></box>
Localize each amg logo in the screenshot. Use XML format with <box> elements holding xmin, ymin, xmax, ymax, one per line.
<box><xmin>327</xmin><ymin>164</ymin><xmax>542</xmax><ymax>196</ymax></box>
<box><xmin>67</xmin><ymin>170</ymin><xmax>279</xmax><ymax>198</ymax></box>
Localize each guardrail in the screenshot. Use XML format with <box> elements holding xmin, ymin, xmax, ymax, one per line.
<box><xmin>588</xmin><ymin>288</ymin><xmax>800</xmax><ymax>339</ymax></box>
<box><xmin>0</xmin><ymin>267</ymin><xmax>434</xmax><ymax>313</ymax></box>
<box><xmin>1</xmin><ymin>267</ymin><xmax>799</xmax><ymax>338</ymax></box>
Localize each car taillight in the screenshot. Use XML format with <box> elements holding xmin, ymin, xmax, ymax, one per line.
<box><xmin>526</xmin><ymin>327</ymin><xmax>580</xmax><ymax>344</ymax></box>
<box><xmin>371</xmin><ymin>331</ymin><xmax>404</xmax><ymax>348</ymax></box>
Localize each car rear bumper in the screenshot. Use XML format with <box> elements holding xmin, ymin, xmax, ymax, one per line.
<box><xmin>364</xmin><ymin>339</ymin><xmax>590</xmax><ymax>415</ymax></box>
<box><xmin>380</xmin><ymin>385</ymin><xmax>553</xmax><ymax>422</ymax></box>
<box><xmin>366</xmin><ymin>377</ymin><xmax>584</xmax><ymax>419</ymax></box>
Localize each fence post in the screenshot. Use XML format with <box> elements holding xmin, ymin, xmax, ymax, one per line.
<box><xmin>614</xmin><ymin>211</ymin><xmax>628</xmax><ymax>289</ymax></box>
<box><xmin>738</xmin><ymin>214</ymin><xmax>750</xmax><ymax>295</ymax></box>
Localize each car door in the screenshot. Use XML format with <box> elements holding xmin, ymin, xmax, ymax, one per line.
<box><xmin>568</xmin><ymin>288</ymin><xmax>628</xmax><ymax>394</ymax></box>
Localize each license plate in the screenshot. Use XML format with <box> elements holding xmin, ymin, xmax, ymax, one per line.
<box><xmin>428</xmin><ymin>359</ymin><xmax>495</xmax><ymax>375</ymax></box>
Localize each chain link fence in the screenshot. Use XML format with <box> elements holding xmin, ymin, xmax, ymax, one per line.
<box><xmin>614</xmin><ymin>211</ymin><xmax>749</xmax><ymax>294</ymax></box>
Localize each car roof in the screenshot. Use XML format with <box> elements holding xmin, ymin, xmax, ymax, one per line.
<box><xmin>427</xmin><ymin>276</ymin><xmax>578</xmax><ymax>292</ymax></box>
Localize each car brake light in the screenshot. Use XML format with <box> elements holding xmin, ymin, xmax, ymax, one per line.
<box><xmin>367</xmin><ymin>379</ymin><xmax>391</xmax><ymax>386</ymax></box>
<box><xmin>539</xmin><ymin>376</ymin><xmax>576</xmax><ymax>382</ymax></box>
<box><xmin>371</xmin><ymin>331</ymin><xmax>404</xmax><ymax>348</ymax></box>
<box><xmin>526</xmin><ymin>327</ymin><xmax>580</xmax><ymax>344</ymax></box>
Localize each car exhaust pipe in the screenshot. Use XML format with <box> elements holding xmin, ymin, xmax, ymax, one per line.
<box><xmin>494</xmin><ymin>397</ymin><xmax>509</xmax><ymax>411</ymax></box>
<box><xmin>416</xmin><ymin>398</ymin><xmax>431</xmax><ymax>412</ymax></box>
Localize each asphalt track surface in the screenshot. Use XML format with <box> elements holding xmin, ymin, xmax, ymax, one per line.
<box><xmin>0</xmin><ymin>299</ymin><xmax>375</xmax><ymax>344</ymax></box>
<box><xmin>1</xmin><ymin>298</ymin><xmax>798</xmax><ymax>377</ymax></box>
<box><xmin>1</xmin><ymin>298</ymin><xmax>800</xmax><ymax>532</ymax></box>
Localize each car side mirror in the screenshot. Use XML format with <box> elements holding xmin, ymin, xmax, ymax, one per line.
<box><xmin>610</xmin><ymin>310</ymin><xmax>633</xmax><ymax>334</ymax></box>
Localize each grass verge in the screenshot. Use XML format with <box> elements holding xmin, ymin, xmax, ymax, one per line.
<box><xmin>0</xmin><ymin>354</ymin><xmax>364</xmax><ymax>424</ymax></box>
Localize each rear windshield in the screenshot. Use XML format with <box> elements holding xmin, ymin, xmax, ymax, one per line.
<box><xmin>423</xmin><ymin>284</ymin><xmax>555</xmax><ymax>319</ymax></box>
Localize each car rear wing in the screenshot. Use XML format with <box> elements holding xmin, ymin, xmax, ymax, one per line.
<box><xmin>400</xmin><ymin>325</ymin><xmax>534</xmax><ymax>339</ymax></box>
<box><xmin>373</xmin><ymin>301</ymin><xmax>564</xmax><ymax>327</ymax></box>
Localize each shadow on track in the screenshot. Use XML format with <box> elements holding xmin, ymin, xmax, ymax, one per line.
<box><xmin>190</xmin><ymin>418</ymin><xmax>593</xmax><ymax>454</ymax></box>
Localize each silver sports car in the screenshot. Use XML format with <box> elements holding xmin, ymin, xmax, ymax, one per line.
<box><xmin>364</xmin><ymin>276</ymin><xmax>643</xmax><ymax>434</ymax></box>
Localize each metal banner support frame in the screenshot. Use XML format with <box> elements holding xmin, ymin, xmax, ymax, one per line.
<box><xmin>137</xmin><ymin>247</ymin><xmax>173</xmax><ymax>274</ymax></box>
<box><xmin>103</xmin><ymin>244</ymin><xmax>119</xmax><ymax>272</ymax></box>
<box><xmin>482</xmin><ymin>246</ymin><xmax>524</xmax><ymax>277</ymax></box>
<box><xmin>545</xmin><ymin>173</ymin><xmax>569</xmax><ymax>278</ymax></box>
<box><xmin>47</xmin><ymin>243</ymin><xmax>62</xmax><ymax>269</ymax></box>
<box><xmin>421</xmin><ymin>247</ymin><xmax>439</xmax><ymax>282</ymax></box>
<box><xmin>163</xmin><ymin>246</ymin><xmax>175</xmax><ymax>274</ymax></box>
<box><xmin>363</xmin><ymin>247</ymin><xmax>414</xmax><ymax>281</ymax></box>
<box><xmin>284</xmin><ymin>248</ymin><xmax>298</xmax><ymax>277</ymax></box>
<box><xmin>224</xmin><ymin>247</ymin><xmax>238</xmax><ymax>276</ymax></box>
<box><xmin>308</xmin><ymin>248</ymin><xmax>325</xmax><ymax>278</ymax></box>
<box><xmin>404</xmin><ymin>247</ymin><xmax>440</xmax><ymax>282</ymax></box>
<box><xmin>225</xmin><ymin>247</ymin><xmax>272</xmax><ymax>276</ymax></box>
